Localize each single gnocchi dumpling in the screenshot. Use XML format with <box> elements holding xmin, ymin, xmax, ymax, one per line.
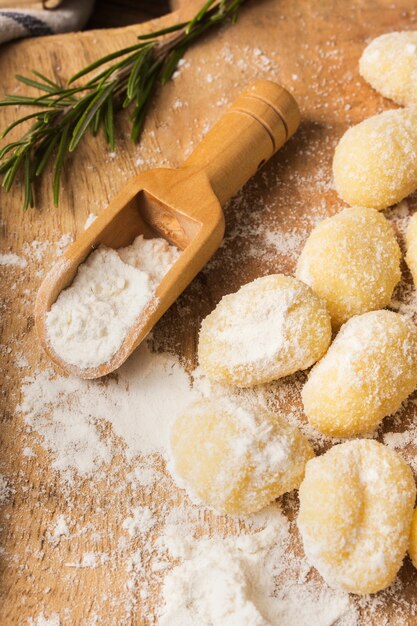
<box><xmin>170</xmin><ymin>396</ymin><xmax>314</xmax><ymax>514</ymax></box>
<box><xmin>198</xmin><ymin>274</ymin><xmax>331</xmax><ymax>387</ymax></box>
<box><xmin>406</xmin><ymin>212</ymin><xmax>417</xmax><ymax>285</ymax></box>
<box><xmin>360</xmin><ymin>31</ymin><xmax>417</xmax><ymax>106</ymax></box>
<box><xmin>302</xmin><ymin>310</ymin><xmax>417</xmax><ymax>437</ymax></box>
<box><xmin>333</xmin><ymin>107</ymin><xmax>417</xmax><ymax>210</ymax></box>
<box><xmin>408</xmin><ymin>508</ymin><xmax>417</xmax><ymax>569</ymax></box>
<box><xmin>296</xmin><ymin>207</ymin><xmax>401</xmax><ymax>327</ymax></box>
<box><xmin>298</xmin><ymin>440</ymin><xmax>416</xmax><ymax>595</ymax></box>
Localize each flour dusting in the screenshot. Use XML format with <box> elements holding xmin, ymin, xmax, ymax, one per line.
<box><xmin>158</xmin><ymin>505</ymin><xmax>357</xmax><ymax>626</ymax></box>
<box><xmin>0</xmin><ymin>474</ymin><xmax>13</xmax><ymax>506</ymax></box>
<box><xmin>0</xmin><ymin>252</ymin><xmax>27</xmax><ymax>268</ymax></box>
<box><xmin>18</xmin><ymin>341</ymin><xmax>200</xmax><ymax>479</ymax></box>
<box><xmin>28</xmin><ymin>613</ymin><xmax>60</xmax><ymax>626</ymax></box>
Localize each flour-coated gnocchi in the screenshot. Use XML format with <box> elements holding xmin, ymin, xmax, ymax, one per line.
<box><xmin>296</xmin><ymin>207</ymin><xmax>401</xmax><ymax>327</ymax></box>
<box><xmin>406</xmin><ymin>212</ymin><xmax>417</xmax><ymax>286</ymax></box>
<box><xmin>360</xmin><ymin>31</ymin><xmax>417</xmax><ymax>106</ymax></box>
<box><xmin>302</xmin><ymin>310</ymin><xmax>417</xmax><ymax>437</ymax></box>
<box><xmin>408</xmin><ymin>509</ymin><xmax>417</xmax><ymax>569</ymax></box>
<box><xmin>198</xmin><ymin>274</ymin><xmax>331</xmax><ymax>388</ymax></box>
<box><xmin>333</xmin><ymin>108</ymin><xmax>417</xmax><ymax>210</ymax></box>
<box><xmin>170</xmin><ymin>396</ymin><xmax>314</xmax><ymax>514</ymax></box>
<box><xmin>298</xmin><ymin>440</ymin><xmax>416</xmax><ymax>595</ymax></box>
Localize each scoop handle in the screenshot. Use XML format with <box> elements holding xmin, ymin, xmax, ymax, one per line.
<box><xmin>183</xmin><ymin>80</ymin><xmax>300</xmax><ymax>206</ymax></box>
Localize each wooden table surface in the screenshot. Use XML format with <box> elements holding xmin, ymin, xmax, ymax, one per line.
<box><xmin>1</xmin><ymin>0</ymin><xmax>417</xmax><ymax>624</ymax></box>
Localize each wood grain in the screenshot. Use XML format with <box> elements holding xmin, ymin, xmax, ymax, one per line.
<box><xmin>1</xmin><ymin>1</ymin><xmax>417</xmax><ymax>624</ymax></box>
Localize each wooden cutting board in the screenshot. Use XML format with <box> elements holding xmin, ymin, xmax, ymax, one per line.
<box><xmin>1</xmin><ymin>1</ymin><xmax>417</xmax><ymax>623</ymax></box>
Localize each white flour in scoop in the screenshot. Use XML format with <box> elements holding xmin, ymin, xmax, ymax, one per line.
<box><xmin>45</xmin><ymin>235</ymin><xmax>180</xmax><ymax>369</ymax></box>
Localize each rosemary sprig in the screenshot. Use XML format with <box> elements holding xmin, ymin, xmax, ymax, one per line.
<box><xmin>0</xmin><ymin>0</ymin><xmax>246</xmax><ymax>209</ymax></box>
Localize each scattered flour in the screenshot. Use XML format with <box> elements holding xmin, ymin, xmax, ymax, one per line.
<box><xmin>263</xmin><ymin>229</ymin><xmax>305</xmax><ymax>260</ymax></box>
<box><xmin>65</xmin><ymin>552</ymin><xmax>101</xmax><ymax>569</ymax></box>
<box><xmin>49</xmin><ymin>515</ymin><xmax>69</xmax><ymax>545</ymax></box>
<box><xmin>83</xmin><ymin>213</ymin><xmax>97</xmax><ymax>230</ymax></box>
<box><xmin>0</xmin><ymin>474</ymin><xmax>13</xmax><ymax>506</ymax></box>
<box><xmin>15</xmin><ymin>354</ymin><xmax>29</xmax><ymax>368</ymax></box>
<box><xmin>45</xmin><ymin>235</ymin><xmax>180</xmax><ymax>369</ymax></box>
<box><xmin>171</xmin><ymin>58</ymin><xmax>191</xmax><ymax>80</ymax></box>
<box><xmin>55</xmin><ymin>234</ymin><xmax>74</xmax><ymax>256</ymax></box>
<box><xmin>20</xmin><ymin>367</ymin><xmax>113</xmax><ymax>478</ymax></box>
<box><xmin>127</xmin><ymin>463</ymin><xmax>163</xmax><ymax>488</ymax></box>
<box><xmin>28</xmin><ymin>613</ymin><xmax>60</xmax><ymax>626</ymax></box>
<box><xmin>18</xmin><ymin>341</ymin><xmax>200</xmax><ymax>479</ymax></box>
<box><xmin>23</xmin><ymin>240</ymin><xmax>50</xmax><ymax>263</ymax></box>
<box><xmin>384</xmin><ymin>429</ymin><xmax>415</xmax><ymax>449</ymax></box>
<box><xmin>122</xmin><ymin>506</ymin><xmax>156</xmax><ymax>538</ymax></box>
<box><xmin>157</xmin><ymin>505</ymin><xmax>357</xmax><ymax>626</ymax></box>
<box><xmin>0</xmin><ymin>252</ymin><xmax>27</xmax><ymax>268</ymax></box>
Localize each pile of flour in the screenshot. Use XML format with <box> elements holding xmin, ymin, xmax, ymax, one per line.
<box><xmin>19</xmin><ymin>341</ymin><xmax>200</xmax><ymax>480</ymax></box>
<box><xmin>45</xmin><ymin>235</ymin><xmax>180</xmax><ymax>369</ymax></box>
<box><xmin>157</xmin><ymin>505</ymin><xmax>357</xmax><ymax>626</ymax></box>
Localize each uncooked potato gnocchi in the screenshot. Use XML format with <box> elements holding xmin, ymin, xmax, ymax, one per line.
<box><xmin>296</xmin><ymin>207</ymin><xmax>401</xmax><ymax>327</ymax></box>
<box><xmin>302</xmin><ymin>310</ymin><xmax>417</xmax><ymax>437</ymax></box>
<box><xmin>406</xmin><ymin>212</ymin><xmax>417</xmax><ymax>286</ymax></box>
<box><xmin>333</xmin><ymin>107</ymin><xmax>417</xmax><ymax>210</ymax></box>
<box><xmin>198</xmin><ymin>274</ymin><xmax>331</xmax><ymax>387</ymax></box>
<box><xmin>360</xmin><ymin>31</ymin><xmax>417</xmax><ymax>106</ymax></box>
<box><xmin>298</xmin><ymin>440</ymin><xmax>416</xmax><ymax>595</ymax></box>
<box><xmin>170</xmin><ymin>396</ymin><xmax>314</xmax><ymax>514</ymax></box>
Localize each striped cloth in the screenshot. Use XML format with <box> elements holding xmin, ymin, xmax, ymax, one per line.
<box><xmin>0</xmin><ymin>0</ymin><xmax>94</xmax><ymax>43</ymax></box>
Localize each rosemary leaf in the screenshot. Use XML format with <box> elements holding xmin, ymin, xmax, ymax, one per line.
<box><xmin>16</xmin><ymin>74</ymin><xmax>58</xmax><ymax>94</ymax></box>
<box><xmin>126</xmin><ymin>45</ymin><xmax>153</xmax><ymax>102</ymax></box>
<box><xmin>0</xmin><ymin>139</ymin><xmax>27</xmax><ymax>161</ymax></box>
<box><xmin>31</xmin><ymin>70</ymin><xmax>61</xmax><ymax>90</ymax></box>
<box><xmin>68</xmin><ymin>44</ymin><xmax>148</xmax><ymax>85</ymax></box>
<box><xmin>53</xmin><ymin>124</ymin><xmax>70</xmax><ymax>207</ymax></box>
<box><xmin>69</xmin><ymin>84</ymin><xmax>114</xmax><ymax>152</ymax></box>
<box><xmin>1</xmin><ymin>112</ymin><xmax>44</xmax><ymax>138</ymax></box>
<box><xmin>186</xmin><ymin>0</ymin><xmax>217</xmax><ymax>34</ymax></box>
<box><xmin>35</xmin><ymin>135</ymin><xmax>59</xmax><ymax>176</ymax></box>
<box><xmin>3</xmin><ymin>150</ymin><xmax>25</xmax><ymax>191</ymax></box>
<box><xmin>131</xmin><ymin>103</ymin><xmax>148</xmax><ymax>144</ymax></box>
<box><xmin>23</xmin><ymin>152</ymin><xmax>33</xmax><ymax>210</ymax></box>
<box><xmin>104</xmin><ymin>97</ymin><xmax>115</xmax><ymax>150</ymax></box>
<box><xmin>137</xmin><ymin>21</ymin><xmax>188</xmax><ymax>41</ymax></box>
<box><xmin>92</xmin><ymin>108</ymin><xmax>101</xmax><ymax>135</ymax></box>
<box><xmin>0</xmin><ymin>95</ymin><xmax>54</xmax><ymax>107</ymax></box>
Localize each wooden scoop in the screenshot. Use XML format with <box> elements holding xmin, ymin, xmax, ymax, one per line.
<box><xmin>35</xmin><ymin>79</ymin><xmax>300</xmax><ymax>379</ymax></box>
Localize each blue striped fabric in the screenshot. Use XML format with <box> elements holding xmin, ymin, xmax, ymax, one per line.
<box><xmin>1</xmin><ymin>10</ymin><xmax>52</xmax><ymax>36</ymax></box>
